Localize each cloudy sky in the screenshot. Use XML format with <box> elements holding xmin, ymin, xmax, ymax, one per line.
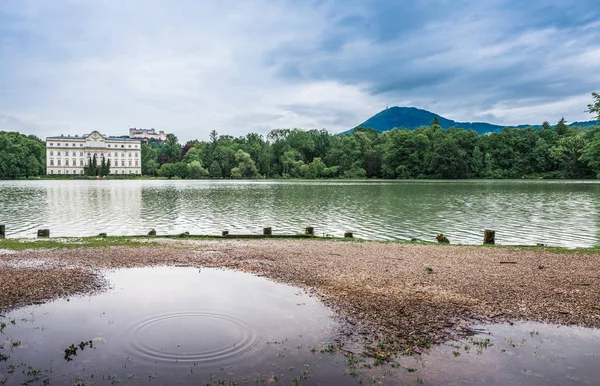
<box><xmin>1</xmin><ymin>0</ymin><xmax>599</xmax><ymax>141</ymax></box>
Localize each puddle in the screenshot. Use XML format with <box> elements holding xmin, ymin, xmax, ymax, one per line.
<box><xmin>1</xmin><ymin>267</ymin><xmax>599</xmax><ymax>385</ymax></box>
<box><xmin>0</xmin><ymin>267</ymin><xmax>357</xmax><ymax>385</ymax></box>
<box><xmin>399</xmin><ymin>321</ymin><xmax>600</xmax><ymax>385</ymax></box>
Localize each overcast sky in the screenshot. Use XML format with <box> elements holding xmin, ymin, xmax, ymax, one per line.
<box><xmin>1</xmin><ymin>0</ymin><xmax>599</xmax><ymax>142</ymax></box>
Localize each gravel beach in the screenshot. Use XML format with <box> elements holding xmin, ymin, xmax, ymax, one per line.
<box><xmin>1</xmin><ymin>239</ymin><xmax>599</xmax><ymax>353</ymax></box>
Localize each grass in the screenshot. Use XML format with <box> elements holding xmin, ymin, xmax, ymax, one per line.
<box><xmin>0</xmin><ymin>236</ymin><xmax>159</xmax><ymax>251</ymax></box>
<box><xmin>1</xmin><ymin>234</ymin><xmax>599</xmax><ymax>254</ymax></box>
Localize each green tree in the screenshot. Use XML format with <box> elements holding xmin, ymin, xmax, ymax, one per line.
<box><xmin>587</xmin><ymin>92</ymin><xmax>600</xmax><ymax>122</ymax></box>
<box><xmin>231</xmin><ymin>150</ymin><xmax>259</xmax><ymax>178</ymax></box>
<box><xmin>580</xmin><ymin>129</ymin><xmax>600</xmax><ymax>177</ymax></box>
<box><xmin>187</xmin><ymin>160</ymin><xmax>208</xmax><ymax>179</ymax></box>
<box><xmin>157</xmin><ymin>163</ymin><xmax>176</xmax><ymax>178</ymax></box>
<box><xmin>84</xmin><ymin>154</ymin><xmax>99</xmax><ymax>176</ymax></box>
<box><xmin>0</xmin><ymin>132</ymin><xmax>45</xmax><ymax>179</ymax></box>
<box><xmin>555</xmin><ymin>117</ymin><xmax>568</xmax><ymax>136</ymax></box>
<box><xmin>141</xmin><ymin>143</ymin><xmax>159</xmax><ymax>176</ymax></box>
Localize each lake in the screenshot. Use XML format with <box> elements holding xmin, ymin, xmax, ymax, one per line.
<box><xmin>1</xmin><ymin>179</ymin><xmax>599</xmax><ymax>247</ymax></box>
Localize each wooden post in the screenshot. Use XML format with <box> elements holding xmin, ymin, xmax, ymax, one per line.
<box><xmin>483</xmin><ymin>229</ymin><xmax>495</xmax><ymax>245</ymax></box>
<box><xmin>37</xmin><ymin>229</ymin><xmax>50</xmax><ymax>238</ymax></box>
<box><xmin>305</xmin><ymin>227</ymin><xmax>314</xmax><ymax>236</ymax></box>
<box><xmin>263</xmin><ymin>227</ymin><xmax>272</xmax><ymax>236</ymax></box>
<box><xmin>0</xmin><ymin>224</ymin><xmax>5</xmax><ymax>239</ymax></box>
<box><xmin>222</xmin><ymin>231</ymin><xmax>229</xmax><ymax>236</ymax></box>
<box><xmin>344</xmin><ymin>232</ymin><xmax>353</xmax><ymax>238</ymax></box>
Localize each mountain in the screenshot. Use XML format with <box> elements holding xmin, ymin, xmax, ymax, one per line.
<box><xmin>351</xmin><ymin>106</ymin><xmax>597</xmax><ymax>135</ymax></box>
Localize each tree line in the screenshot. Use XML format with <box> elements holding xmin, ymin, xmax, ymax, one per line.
<box><xmin>139</xmin><ymin>120</ymin><xmax>600</xmax><ymax>180</ymax></box>
<box><xmin>1</xmin><ymin>94</ymin><xmax>600</xmax><ymax>180</ymax></box>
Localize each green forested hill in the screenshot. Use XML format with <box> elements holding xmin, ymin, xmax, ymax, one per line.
<box><xmin>352</xmin><ymin>106</ymin><xmax>597</xmax><ymax>134</ymax></box>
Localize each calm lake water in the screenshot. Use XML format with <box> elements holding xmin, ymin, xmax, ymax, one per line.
<box><xmin>1</xmin><ymin>267</ymin><xmax>598</xmax><ymax>385</ymax></box>
<box><xmin>1</xmin><ymin>179</ymin><xmax>599</xmax><ymax>247</ymax></box>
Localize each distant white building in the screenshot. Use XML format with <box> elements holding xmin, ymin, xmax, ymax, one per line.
<box><xmin>129</xmin><ymin>128</ymin><xmax>167</xmax><ymax>141</ymax></box>
<box><xmin>46</xmin><ymin>131</ymin><xmax>142</xmax><ymax>175</ymax></box>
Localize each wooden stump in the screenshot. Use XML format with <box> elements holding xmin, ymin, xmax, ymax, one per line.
<box><xmin>263</xmin><ymin>227</ymin><xmax>272</xmax><ymax>236</ymax></box>
<box><xmin>436</xmin><ymin>234</ymin><xmax>449</xmax><ymax>243</ymax></box>
<box><xmin>344</xmin><ymin>232</ymin><xmax>353</xmax><ymax>238</ymax></box>
<box><xmin>483</xmin><ymin>229</ymin><xmax>495</xmax><ymax>245</ymax></box>
<box><xmin>305</xmin><ymin>227</ymin><xmax>314</xmax><ymax>236</ymax></box>
<box><xmin>148</xmin><ymin>229</ymin><xmax>157</xmax><ymax>236</ymax></box>
<box><xmin>37</xmin><ymin>229</ymin><xmax>50</xmax><ymax>238</ymax></box>
<box><xmin>0</xmin><ymin>224</ymin><xmax>5</xmax><ymax>239</ymax></box>
<box><xmin>222</xmin><ymin>231</ymin><xmax>229</xmax><ymax>236</ymax></box>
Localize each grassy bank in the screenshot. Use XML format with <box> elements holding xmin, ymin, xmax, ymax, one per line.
<box><xmin>1</xmin><ymin>235</ymin><xmax>599</xmax><ymax>254</ymax></box>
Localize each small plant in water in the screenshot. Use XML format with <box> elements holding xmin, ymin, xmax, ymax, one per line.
<box><xmin>64</xmin><ymin>340</ymin><xmax>94</xmax><ymax>361</ymax></box>
<box><xmin>425</xmin><ymin>266</ymin><xmax>433</xmax><ymax>273</ymax></box>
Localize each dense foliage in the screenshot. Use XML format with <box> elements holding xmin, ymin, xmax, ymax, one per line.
<box><xmin>142</xmin><ymin>121</ymin><xmax>600</xmax><ymax>180</ymax></box>
<box><xmin>0</xmin><ymin>131</ymin><xmax>45</xmax><ymax>179</ymax></box>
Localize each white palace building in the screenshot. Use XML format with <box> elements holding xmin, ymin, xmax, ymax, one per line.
<box><xmin>46</xmin><ymin>131</ymin><xmax>142</xmax><ymax>175</ymax></box>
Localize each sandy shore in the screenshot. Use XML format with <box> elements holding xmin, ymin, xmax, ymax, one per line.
<box><xmin>1</xmin><ymin>239</ymin><xmax>599</xmax><ymax>354</ymax></box>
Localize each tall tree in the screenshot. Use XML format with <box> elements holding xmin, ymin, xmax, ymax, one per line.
<box><xmin>555</xmin><ymin>117</ymin><xmax>568</xmax><ymax>136</ymax></box>
<box><xmin>587</xmin><ymin>92</ymin><xmax>600</xmax><ymax>122</ymax></box>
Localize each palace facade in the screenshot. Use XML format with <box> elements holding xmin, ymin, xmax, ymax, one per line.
<box><xmin>46</xmin><ymin>131</ymin><xmax>142</xmax><ymax>175</ymax></box>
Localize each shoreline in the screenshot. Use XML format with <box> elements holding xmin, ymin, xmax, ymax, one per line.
<box><xmin>1</xmin><ymin>238</ymin><xmax>599</xmax><ymax>358</ymax></box>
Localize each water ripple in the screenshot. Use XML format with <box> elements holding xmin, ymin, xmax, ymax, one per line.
<box><xmin>126</xmin><ymin>312</ymin><xmax>267</xmax><ymax>364</ymax></box>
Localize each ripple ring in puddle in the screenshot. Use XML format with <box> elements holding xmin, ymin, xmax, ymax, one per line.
<box><xmin>127</xmin><ymin>312</ymin><xmax>266</xmax><ymax>364</ymax></box>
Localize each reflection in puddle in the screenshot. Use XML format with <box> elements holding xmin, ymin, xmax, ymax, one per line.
<box><xmin>0</xmin><ymin>267</ymin><xmax>599</xmax><ymax>385</ymax></box>
<box><xmin>0</xmin><ymin>267</ymin><xmax>351</xmax><ymax>384</ymax></box>
<box><xmin>406</xmin><ymin>321</ymin><xmax>600</xmax><ymax>385</ymax></box>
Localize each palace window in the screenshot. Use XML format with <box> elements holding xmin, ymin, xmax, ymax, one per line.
<box><xmin>50</xmin><ymin>151</ymin><xmax>54</xmax><ymax>156</ymax></box>
<box><xmin>57</xmin><ymin>160</ymin><xmax>61</xmax><ymax>166</ymax></box>
<box><xmin>128</xmin><ymin>145</ymin><xmax>132</xmax><ymax>148</ymax></box>
<box><xmin>57</xmin><ymin>143</ymin><xmax>61</xmax><ymax>146</ymax></box>
<box><xmin>80</xmin><ymin>159</ymin><xmax>84</xmax><ymax>166</ymax></box>
<box><xmin>80</xmin><ymin>144</ymin><xmax>83</xmax><ymax>147</ymax></box>
<box><xmin>135</xmin><ymin>153</ymin><xmax>138</xmax><ymax>157</ymax></box>
<box><xmin>87</xmin><ymin>153</ymin><xmax>91</xmax><ymax>157</ymax></box>
<box><xmin>73</xmin><ymin>170</ymin><xmax>77</xmax><ymax>174</ymax></box>
<box><xmin>129</xmin><ymin>160</ymin><xmax>132</xmax><ymax>166</ymax></box>
<box><xmin>135</xmin><ymin>160</ymin><xmax>138</xmax><ymax>166</ymax></box>
<box><xmin>50</xmin><ymin>160</ymin><xmax>54</xmax><ymax>165</ymax></box>
<box><xmin>122</xmin><ymin>153</ymin><xmax>125</xmax><ymax>157</ymax></box>
<box><xmin>50</xmin><ymin>170</ymin><xmax>54</xmax><ymax>174</ymax></box>
<box><xmin>58</xmin><ymin>170</ymin><xmax>61</xmax><ymax>174</ymax></box>
<box><xmin>65</xmin><ymin>159</ymin><xmax>69</xmax><ymax>166</ymax></box>
<box><xmin>57</xmin><ymin>151</ymin><xmax>61</xmax><ymax>156</ymax></box>
<box><xmin>121</xmin><ymin>160</ymin><xmax>125</xmax><ymax>166</ymax></box>
<box><xmin>80</xmin><ymin>152</ymin><xmax>83</xmax><ymax>156</ymax></box>
<box><xmin>128</xmin><ymin>153</ymin><xmax>132</xmax><ymax>157</ymax></box>
<box><xmin>49</xmin><ymin>143</ymin><xmax>54</xmax><ymax>146</ymax></box>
